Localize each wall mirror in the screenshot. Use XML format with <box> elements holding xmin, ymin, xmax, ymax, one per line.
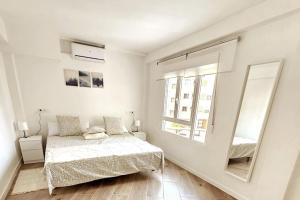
<box><xmin>225</xmin><ymin>60</ymin><xmax>283</xmax><ymax>182</ymax></box>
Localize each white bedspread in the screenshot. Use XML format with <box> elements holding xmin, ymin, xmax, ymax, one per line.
<box><xmin>229</xmin><ymin>137</ymin><xmax>257</xmax><ymax>159</ymax></box>
<box><xmin>44</xmin><ymin>134</ymin><xmax>164</xmax><ymax>194</ymax></box>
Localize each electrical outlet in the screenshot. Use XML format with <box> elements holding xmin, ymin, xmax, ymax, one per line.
<box><xmin>38</xmin><ymin>108</ymin><xmax>46</xmax><ymax>112</ymax></box>
<box><xmin>129</xmin><ymin>111</ymin><xmax>134</xmax><ymax>115</ymax></box>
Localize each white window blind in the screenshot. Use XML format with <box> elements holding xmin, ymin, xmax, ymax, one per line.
<box><xmin>156</xmin><ymin>39</ymin><xmax>238</xmax><ymax>80</ymax></box>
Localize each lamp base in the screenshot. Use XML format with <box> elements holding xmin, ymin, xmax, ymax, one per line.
<box><xmin>23</xmin><ymin>131</ymin><xmax>27</xmax><ymax>138</ymax></box>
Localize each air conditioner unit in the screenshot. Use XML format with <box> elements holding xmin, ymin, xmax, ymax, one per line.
<box><xmin>71</xmin><ymin>42</ymin><xmax>105</xmax><ymax>62</ymax></box>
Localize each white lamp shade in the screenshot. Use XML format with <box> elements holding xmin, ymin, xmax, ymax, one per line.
<box><xmin>18</xmin><ymin>122</ymin><xmax>28</xmax><ymax>131</ymax></box>
<box><xmin>135</xmin><ymin>120</ymin><xmax>141</xmax><ymax>127</ymax></box>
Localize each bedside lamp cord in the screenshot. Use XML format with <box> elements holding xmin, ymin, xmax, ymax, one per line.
<box><xmin>35</xmin><ymin>111</ymin><xmax>42</xmax><ymax>135</ymax></box>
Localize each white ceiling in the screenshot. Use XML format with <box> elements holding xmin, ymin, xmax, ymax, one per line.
<box><xmin>0</xmin><ymin>0</ymin><xmax>265</xmax><ymax>54</ymax></box>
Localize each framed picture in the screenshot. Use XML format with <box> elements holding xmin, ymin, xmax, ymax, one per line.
<box><xmin>91</xmin><ymin>72</ymin><xmax>104</xmax><ymax>88</ymax></box>
<box><xmin>64</xmin><ymin>69</ymin><xmax>78</xmax><ymax>87</ymax></box>
<box><xmin>79</xmin><ymin>71</ymin><xmax>91</xmax><ymax>88</ymax></box>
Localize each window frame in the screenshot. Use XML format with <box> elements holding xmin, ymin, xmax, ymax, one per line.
<box><xmin>162</xmin><ymin>74</ymin><xmax>216</xmax><ymax>141</ymax></box>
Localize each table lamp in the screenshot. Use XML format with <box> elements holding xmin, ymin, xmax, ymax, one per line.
<box><xmin>18</xmin><ymin>121</ymin><xmax>29</xmax><ymax>138</ymax></box>
<box><xmin>135</xmin><ymin>120</ymin><xmax>141</xmax><ymax>132</ymax></box>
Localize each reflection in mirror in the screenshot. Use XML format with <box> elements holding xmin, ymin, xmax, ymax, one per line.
<box><xmin>225</xmin><ymin>61</ymin><xmax>283</xmax><ymax>181</ymax></box>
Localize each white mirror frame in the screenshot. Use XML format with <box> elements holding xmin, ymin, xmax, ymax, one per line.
<box><xmin>224</xmin><ymin>59</ymin><xmax>284</xmax><ymax>182</ymax></box>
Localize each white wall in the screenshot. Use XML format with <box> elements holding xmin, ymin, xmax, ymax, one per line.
<box><xmin>0</xmin><ymin>51</ymin><xmax>20</xmax><ymax>199</ymax></box>
<box><xmin>13</xmin><ymin>51</ymin><xmax>145</xmax><ymax>137</ymax></box>
<box><xmin>285</xmin><ymin>152</ymin><xmax>300</xmax><ymax>200</ymax></box>
<box><xmin>145</xmin><ymin>10</ymin><xmax>300</xmax><ymax>200</ymax></box>
<box><xmin>1</xmin><ymin>53</ymin><xmax>26</xmax><ymax>122</ymax></box>
<box><xmin>0</xmin><ymin>15</ymin><xmax>21</xmax><ymax>200</ymax></box>
<box><xmin>0</xmin><ymin>17</ymin><xmax>7</xmax><ymax>43</ymax></box>
<box><xmin>2</xmin><ymin>15</ymin><xmax>60</xmax><ymax>60</ymax></box>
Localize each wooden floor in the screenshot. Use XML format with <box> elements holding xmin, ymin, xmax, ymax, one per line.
<box><xmin>7</xmin><ymin>160</ymin><xmax>235</xmax><ymax>200</ymax></box>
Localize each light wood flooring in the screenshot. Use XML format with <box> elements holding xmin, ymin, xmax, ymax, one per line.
<box><xmin>7</xmin><ymin>160</ymin><xmax>235</xmax><ymax>200</ymax></box>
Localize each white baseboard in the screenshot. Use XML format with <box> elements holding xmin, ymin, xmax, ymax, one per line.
<box><xmin>0</xmin><ymin>159</ymin><xmax>22</xmax><ymax>200</ymax></box>
<box><xmin>164</xmin><ymin>153</ymin><xmax>249</xmax><ymax>200</ymax></box>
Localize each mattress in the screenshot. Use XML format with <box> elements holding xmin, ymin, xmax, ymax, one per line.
<box><xmin>44</xmin><ymin>133</ymin><xmax>164</xmax><ymax>194</ymax></box>
<box><xmin>229</xmin><ymin>137</ymin><xmax>257</xmax><ymax>159</ymax></box>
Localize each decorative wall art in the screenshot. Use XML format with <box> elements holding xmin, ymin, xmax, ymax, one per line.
<box><xmin>79</xmin><ymin>71</ymin><xmax>91</xmax><ymax>88</ymax></box>
<box><xmin>64</xmin><ymin>69</ymin><xmax>79</xmax><ymax>87</ymax></box>
<box><xmin>64</xmin><ymin>69</ymin><xmax>104</xmax><ymax>88</ymax></box>
<box><xmin>91</xmin><ymin>72</ymin><xmax>104</xmax><ymax>88</ymax></box>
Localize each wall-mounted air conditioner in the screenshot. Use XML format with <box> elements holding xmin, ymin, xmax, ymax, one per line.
<box><xmin>71</xmin><ymin>42</ymin><xmax>105</xmax><ymax>63</ymax></box>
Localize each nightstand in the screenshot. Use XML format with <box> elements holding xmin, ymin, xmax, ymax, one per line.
<box><xmin>131</xmin><ymin>131</ymin><xmax>147</xmax><ymax>141</ymax></box>
<box><xmin>19</xmin><ymin>135</ymin><xmax>44</xmax><ymax>164</ymax></box>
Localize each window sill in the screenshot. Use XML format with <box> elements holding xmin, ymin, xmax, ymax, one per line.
<box><xmin>161</xmin><ymin>130</ymin><xmax>206</xmax><ymax>144</ymax></box>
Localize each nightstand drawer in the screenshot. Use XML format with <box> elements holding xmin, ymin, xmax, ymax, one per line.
<box><xmin>22</xmin><ymin>149</ymin><xmax>44</xmax><ymax>163</ymax></box>
<box><xmin>20</xmin><ymin>140</ymin><xmax>42</xmax><ymax>150</ymax></box>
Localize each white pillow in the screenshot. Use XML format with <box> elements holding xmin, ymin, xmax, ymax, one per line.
<box><xmin>56</xmin><ymin>115</ymin><xmax>82</xmax><ymax>136</ymax></box>
<box><xmin>85</xmin><ymin>126</ymin><xmax>106</xmax><ymax>134</ymax></box>
<box><xmin>104</xmin><ymin>116</ymin><xmax>128</xmax><ymax>135</ymax></box>
<box><xmin>83</xmin><ymin>132</ymin><xmax>108</xmax><ymax>140</ymax></box>
<box><xmin>48</xmin><ymin>122</ymin><xmax>59</xmax><ymax>136</ymax></box>
<box><xmin>48</xmin><ymin>120</ymin><xmax>90</xmax><ymax>136</ymax></box>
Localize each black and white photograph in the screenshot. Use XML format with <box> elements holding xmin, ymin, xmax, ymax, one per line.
<box><xmin>91</xmin><ymin>72</ymin><xmax>104</xmax><ymax>88</ymax></box>
<box><xmin>79</xmin><ymin>71</ymin><xmax>91</xmax><ymax>88</ymax></box>
<box><xmin>64</xmin><ymin>69</ymin><xmax>78</xmax><ymax>87</ymax></box>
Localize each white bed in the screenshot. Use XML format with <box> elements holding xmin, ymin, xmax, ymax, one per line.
<box><xmin>229</xmin><ymin>136</ymin><xmax>257</xmax><ymax>159</ymax></box>
<box><xmin>44</xmin><ymin>133</ymin><xmax>164</xmax><ymax>194</ymax></box>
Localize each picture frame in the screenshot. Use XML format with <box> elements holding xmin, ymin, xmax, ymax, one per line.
<box><xmin>64</xmin><ymin>69</ymin><xmax>79</xmax><ymax>87</ymax></box>
<box><xmin>91</xmin><ymin>72</ymin><xmax>104</xmax><ymax>88</ymax></box>
<box><xmin>79</xmin><ymin>71</ymin><xmax>91</xmax><ymax>88</ymax></box>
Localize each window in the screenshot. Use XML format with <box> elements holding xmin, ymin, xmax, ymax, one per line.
<box><xmin>162</xmin><ymin>73</ymin><xmax>216</xmax><ymax>142</ymax></box>
<box><xmin>162</xmin><ymin>121</ymin><xmax>191</xmax><ymax>138</ymax></box>
<box><xmin>194</xmin><ymin>74</ymin><xmax>216</xmax><ymax>141</ymax></box>
<box><xmin>163</xmin><ymin>78</ymin><xmax>177</xmax><ymax>118</ymax></box>
<box><xmin>178</xmin><ymin>77</ymin><xmax>195</xmax><ymax>121</ymax></box>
